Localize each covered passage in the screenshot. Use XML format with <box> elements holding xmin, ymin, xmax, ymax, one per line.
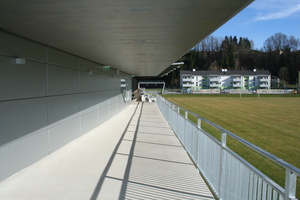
<box><xmin>0</xmin><ymin>102</ymin><xmax>215</xmax><ymax>200</ymax></box>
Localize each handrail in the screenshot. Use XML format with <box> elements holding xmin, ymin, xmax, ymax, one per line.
<box><xmin>120</xmin><ymin>89</ymin><xmax>127</xmax><ymax>103</ymax></box>
<box><xmin>157</xmin><ymin>94</ymin><xmax>299</xmax><ymax>200</ymax></box>
<box><xmin>173</xmin><ymin>100</ymin><xmax>300</xmax><ymax>177</ymax></box>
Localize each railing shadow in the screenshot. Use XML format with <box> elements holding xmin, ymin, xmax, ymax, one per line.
<box><xmin>90</xmin><ymin>101</ymin><xmax>214</xmax><ymax>199</ymax></box>
<box><xmin>90</xmin><ymin>102</ymin><xmax>141</xmax><ymax>200</ymax></box>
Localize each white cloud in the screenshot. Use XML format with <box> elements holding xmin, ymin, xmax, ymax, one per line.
<box><xmin>255</xmin><ymin>4</ymin><xmax>300</xmax><ymax>20</ymax></box>
<box><xmin>250</xmin><ymin>0</ymin><xmax>300</xmax><ymax>21</ymax></box>
<box><xmin>250</xmin><ymin>0</ymin><xmax>298</xmax><ymax>9</ymax></box>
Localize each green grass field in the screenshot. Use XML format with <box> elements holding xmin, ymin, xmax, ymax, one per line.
<box><xmin>162</xmin><ymin>94</ymin><xmax>300</xmax><ymax>197</ymax></box>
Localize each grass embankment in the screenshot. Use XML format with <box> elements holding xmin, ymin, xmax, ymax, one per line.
<box><xmin>163</xmin><ymin>94</ymin><xmax>300</xmax><ymax>197</ymax></box>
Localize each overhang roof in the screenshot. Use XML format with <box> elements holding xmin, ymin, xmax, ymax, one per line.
<box><xmin>0</xmin><ymin>0</ymin><xmax>253</xmax><ymax>76</ymax></box>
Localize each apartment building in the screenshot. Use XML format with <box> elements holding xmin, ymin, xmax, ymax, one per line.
<box><xmin>180</xmin><ymin>70</ymin><xmax>271</xmax><ymax>90</ymax></box>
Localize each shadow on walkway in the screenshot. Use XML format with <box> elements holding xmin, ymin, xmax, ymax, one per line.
<box><xmin>0</xmin><ymin>102</ymin><xmax>214</xmax><ymax>200</ymax></box>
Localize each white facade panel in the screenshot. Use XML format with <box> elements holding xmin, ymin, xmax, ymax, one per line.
<box><xmin>80</xmin><ymin>109</ymin><xmax>99</xmax><ymax>134</ymax></box>
<box><xmin>0</xmin><ymin>32</ymin><xmax>131</xmax><ymax>182</ymax></box>
<box><xmin>47</xmin><ymin>48</ymin><xmax>80</xmax><ymax>69</ymax></box>
<box><xmin>47</xmin><ymin>95</ymin><xmax>80</xmax><ymax>126</ymax></box>
<box><xmin>48</xmin><ymin>95</ymin><xmax>81</xmax><ymax>148</ymax></box>
<box><xmin>109</xmin><ymin>98</ymin><xmax>118</xmax><ymax>117</ymax></box>
<box><xmin>49</xmin><ymin>118</ymin><xmax>81</xmax><ymax>152</ymax></box>
<box><xmin>79</xmin><ymin>92</ymin><xmax>101</xmax><ymax>134</ymax></box>
<box><xmin>79</xmin><ymin>72</ymin><xmax>120</xmax><ymax>92</ymax></box>
<box><xmin>98</xmin><ymin>103</ymin><xmax>111</xmax><ymax>124</ymax></box>
<box><xmin>0</xmin><ymin>128</ymin><xmax>48</xmax><ymax>181</ymax></box>
<box><xmin>0</xmin><ymin>32</ymin><xmax>46</xmax><ymax>62</ymax></box>
<box><xmin>0</xmin><ymin>56</ymin><xmax>47</xmax><ymax>101</ymax></box>
<box><xmin>80</xmin><ymin>92</ymin><xmax>102</xmax><ymax>114</ymax></box>
<box><xmin>80</xmin><ymin>59</ymin><xmax>101</xmax><ymax>72</ymax></box>
<box><xmin>0</xmin><ymin>98</ymin><xmax>48</xmax><ymax>147</ymax></box>
<box><xmin>48</xmin><ymin>65</ymin><xmax>79</xmax><ymax>95</ymax></box>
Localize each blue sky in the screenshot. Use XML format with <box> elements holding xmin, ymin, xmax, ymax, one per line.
<box><xmin>212</xmin><ymin>0</ymin><xmax>300</xmax><ymax>50</ymax></box>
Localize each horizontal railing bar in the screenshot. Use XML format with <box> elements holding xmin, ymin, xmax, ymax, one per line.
<box><xmin>223</xmin><ymin>142</ymin><xmax>285</xmax><ymax>195</ymax></box>
<box><xmin>165</xmin><ymin>97</ymin><xmax>300</xmax><ymax>177</ymax></box>
<box><xmin>178</xmin><ymin>111</ymin><xmax>285</xmax><ymax>195</ymax></box>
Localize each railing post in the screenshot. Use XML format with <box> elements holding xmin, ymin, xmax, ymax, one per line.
<box><xmin>284</xmin><ymin>169</ymin><xmax>297</xmax><ymax>200</ymax></box>
<box><xmin>197</xmin><ymin>118</ymin><xmax>201</xmax><ymax>129</ymax></box>
<box><xmin>158</xmin><ymin>95</ymin><xmax>300</xmax><ymax>200</ymax></box>
<box><xmin>221</xmin><ymin>132</ymin><xmax>227</xmax><ymax>147</ymax></box>
<box><xmin>183</xmin><ymin>111</ymin><xmax>188</xmax><ymax>145</ymax></box>
<box><xmin>219</xmin><ymin>132</ymin><xmax>227</xmax><ymax>200</ymax></box>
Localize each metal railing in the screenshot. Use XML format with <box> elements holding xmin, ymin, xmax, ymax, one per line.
<box><xmin>156</xmin><ymin>95</ymin><xmax>299</xmax><ymax>200</ymax></box>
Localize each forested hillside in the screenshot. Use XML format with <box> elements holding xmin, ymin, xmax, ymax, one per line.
<box><xmin>175</xmin><ymin>33</ymin><xmax>300</xmax><ymax>86</ymax></box>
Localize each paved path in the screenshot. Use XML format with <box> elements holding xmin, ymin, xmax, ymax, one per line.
<box><xmin>0</xmin><ymin>102</ymin><xmax>215</xmax><ymax>200</ymax></box>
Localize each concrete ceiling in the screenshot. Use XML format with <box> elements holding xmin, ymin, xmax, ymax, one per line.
<box><xmin>0</xmin><ymin>0</ymin><xmax>253</xmax><ymax>76</ymax></box>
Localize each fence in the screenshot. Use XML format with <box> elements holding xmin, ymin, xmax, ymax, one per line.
<box><xmin>156</xmin><ymin>95</ymin><xmax>299</xmax><ymax>200</ymax></box>
<box><xmin>257</xmin><ymin>89</ymin><xmax>285</xmax><ymax>94</ymax></box>
<box><xmin>190</xmin><ymin>89</ymin><xmax>221</xmax><ymax>94</ymax></box>
<box><xmin>229</xmin><ymin>89</ymin><xmax>253</xmax><ymax>94</ymax></box>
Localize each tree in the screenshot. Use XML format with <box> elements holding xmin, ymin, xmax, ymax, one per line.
<box><xmin>196</xmin><ymin>35</ymin><xmax>222</xmax><ymax>52</ymax></box>
<box><xmin>263</xmin><ymin>32</ymin><xmax>300</xmax><ymax>52</ymax></box>
<box><xmin>220</xmin><ymin>35</ymin><xmax>239</xmax><ymax>69</ymax></box>
<box><xmin>288</xmin><ymin>36</ymin><xmax>300</xmax><ymax>52</ymax></box>
<box><xmin>178</xmin><ymin>33</ymin><xmax>300</xmax><ymax>84</ymax></box>
<box><xmin>181</xmin><ymin>49</ymin><xmax>199</xmax><ymax>70</ymax></box>
<box><xmin>278</xmin><ymin>67</ymin><xmax>289</xmax><ymax>87</ymax></box>
<box><xmin>238</xmin><ymin>37</ymin><xmax>252</xmax><ymax>50</ymax></box>
<box><xmin>263</xmin><ymin>33</ymin><xmax>288</xmax><ymax>52</ymax></box>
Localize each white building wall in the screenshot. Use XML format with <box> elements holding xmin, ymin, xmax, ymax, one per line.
<box><xmin>181</xmin><ymin>73</ymin><xmax>271</xmax><ymax>89</ymax></box>
<box><xmin>220</xmin><ymin>75</ymin><xmax>232</xmax><ymax>88</ymax></box>
<box><xmin>0</xmin><ymin>31</ymin><xmax>131</xmax><ymax>181</ymax></box>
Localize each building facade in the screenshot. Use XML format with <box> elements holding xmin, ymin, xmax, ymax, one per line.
<box><xmin>0</xmin><ymin>31</ymin><xmax>132</xmax><ymax>181</ymax></box>
<box><xmin>180</xmin><ymin>70</ymin><xmax>271</xmax><ymax>90</ymax></box>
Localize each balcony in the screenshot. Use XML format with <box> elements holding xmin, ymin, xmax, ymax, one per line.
<box><xmin>260</xmin><ymin>78</ymin><xmax>269</xmax><ymax>82</ymax></box>
<box><xmin>182</xmin><ymin>78</ymin><xmax>193</xmax><ymax>81</ymax></box>
<box><xmin>182</xmin><ymin>82</ymin><xmax>193</xmax><ymax>87</ymax></box>
<box><xmin>232</xmin><ymin>84</ymin><xmax>242</xmax><ymax>87</ymax></box>
<box><xmin>260</xmin><ymin>83</ymin><xmax>269</xmax><ymax>87</ymax></box>
<box><xmin>209</xmin><ymin>77</ymin><xmax>220</xmax><ymax>82</ymax></box>
<box><xmin>209</xmin><ymin>83</ymin><xmax>220</xmax><ymax>87</ymax></box>
<box><xmin>232</xmin><ymin>78</ymin><xmax>242</xmax><ymax>82</ymax></box>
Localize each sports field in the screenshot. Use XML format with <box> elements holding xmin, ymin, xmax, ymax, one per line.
<box><xmin>163</xmin><ymin>94</ymin><xmax>300</xmax><ymax>195</ymax></box>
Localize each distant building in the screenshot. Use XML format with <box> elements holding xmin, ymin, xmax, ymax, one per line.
<box><xmin>271</xmin><ymin>76</ymin><xmax>280</xmax><ymax>88</ymax></box>
<box><xmin>180</xmin><ymin>70</ymin><xmax>271</xmax><ymax>90</ymax></box>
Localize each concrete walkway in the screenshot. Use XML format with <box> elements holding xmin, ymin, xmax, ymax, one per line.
<box><xmin>0</xmin><ymin>102</ymin><xmax>215</xmax><ymax>200</ymax></box>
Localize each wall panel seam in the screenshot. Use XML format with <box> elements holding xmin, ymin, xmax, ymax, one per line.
<box><xmin>0</xmin><ymin>89</ymin><xmax>121</xmax><ymax>103</ymax></box>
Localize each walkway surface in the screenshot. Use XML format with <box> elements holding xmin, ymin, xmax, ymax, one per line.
<box><xmin>0</xmin><ymin>102</ymin><xmax>215</xmax><ymax>200</ymax></box>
